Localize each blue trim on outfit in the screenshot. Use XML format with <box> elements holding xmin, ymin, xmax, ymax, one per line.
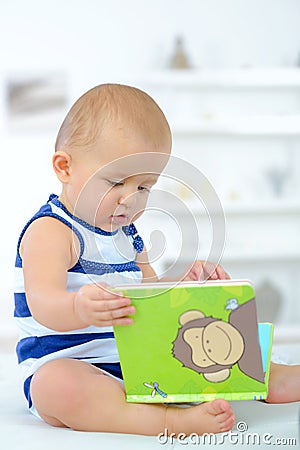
<box><xmin>50</xmin><ymin>195</ymin><xmax>119</xmax><ymax>236</ymax></box>
<box><xmin>15</xmin><ymin>211</ymin><xmax>85</xmax><ymax>267</ymax></box>
<box><xmin>72</xmin><ymin>259</ymin><xmax>141</xmax><ymax>275</ymax></box>
<box><xmin>122</xmin><ymin>223</ymin><xmax>144</xmax><ymax>253</ymax></box>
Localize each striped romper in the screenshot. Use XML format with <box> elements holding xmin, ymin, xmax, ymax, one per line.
<box><xmin>14</xmin><ymin>194</ymin><xmax>143</xmax><ymax>416</ymax></box>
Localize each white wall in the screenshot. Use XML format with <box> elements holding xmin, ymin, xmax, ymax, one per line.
<box><xmin>1</xmin><ymin>0</ymin><xmax>300</xmax><ymax>96</ymax></box>
<box><xmin>1</xmin><ymin>0</ymin><xmax>300</xmax><ymax>339</ymax></box>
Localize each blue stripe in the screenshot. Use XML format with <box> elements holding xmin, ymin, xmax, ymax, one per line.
<box><xmin>24</xmin><ymin>375</ymin><xmax>33</xmax><ymax>409</ymax></box>
<box><xmin>23</xmin><ymin>362</ymin><xmax>122</xmax><ymax>409</ymax></box>
<box><xmin>16</xmin><ymin>332</ymin><xmax>115</xmax><ymax>363</ymax></box>
<box><xmin>14</xmin><ymin>292</ymin><xmax>31</xmax><ymax>318</ymax></box>
<box><xmin>71</xmin><ymin>259</ymin><xmax>141</xmax><ymax>275</ymax></box>
<box><xmin>91</xmin><ymin>362</ymin><xmax>123</xmax><ymax>379</ymax></box>
<box><xmin>15</xmin><ymin>253</ymin><xmax>22</xmax><ymax>268</ymax></box>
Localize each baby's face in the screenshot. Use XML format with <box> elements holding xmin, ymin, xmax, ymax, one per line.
<box><xmin>67</xmin><ymin>129</ymin><xmax>170</xmax><ymax>231</ymax></box>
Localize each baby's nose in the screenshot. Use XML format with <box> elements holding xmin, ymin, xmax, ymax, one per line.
<box><xmin>118</xmin><ymin>190</ymin><xmax>137</xmax><ymax>206</ymax></box>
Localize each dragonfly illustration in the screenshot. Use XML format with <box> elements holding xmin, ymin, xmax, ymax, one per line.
<box><xmin>143</xmin><ymin>381</ymin><xmax>168</xmax><ymax>398</ymax></box>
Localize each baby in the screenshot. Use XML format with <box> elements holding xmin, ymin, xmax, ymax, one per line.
<box><xmin>14</xmin><ymin>83</ymin><xmax>299</xmax><ymax>436</ymax></box>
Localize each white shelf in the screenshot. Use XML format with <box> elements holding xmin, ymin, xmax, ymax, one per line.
<box><xmin>165</xmin><ymin>200</ymin><xmax>300</xmax><ymax>217</ymax></box>
<box><xmin>141</xmin><ymin>68</ymin><xmax>300</xmax><ymax>88</ymax></box>
<box><xmin>144</xmin><ymin>68</ymin><xmax>300</xmax><ymax>327</ymax></box>
<box><xmin>221</xmin><ymin>253</ymin><xmax>300</xmax><ymax>263</ymax></box>
<box><xmin>172</xmin><ymin>115</ymin><xmax>300</xmax><ymax>136</ymax></box>
<box><xmin>139</xmin><ymin>69</ymin><xmax>300</xmax><ymax>136</ymax></box>
<box><xmin>164</xmin><ymin>251</ymin><xmax>300</xmax><ymax>265</ymax></box>
<box><xmin>273</xmin><ymin>325</ymin><xmax>300</xmax><ymax>344</ymax></box>
<box><xmin>222</xmin><ymin>201</ymin><xmax>300</xmax><ymax>215</ymax></box>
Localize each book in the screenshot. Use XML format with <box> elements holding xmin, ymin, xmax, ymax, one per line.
<box><xmin>114</xmin><ymin>280</ymin><xmax>273</xmax><ymax>403</ymax></box>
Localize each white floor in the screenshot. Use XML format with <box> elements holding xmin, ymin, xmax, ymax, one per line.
<box><xmin>1</xmin><ymin>344</ymin><xmax>299</xmax><ymax>450</ymax></box>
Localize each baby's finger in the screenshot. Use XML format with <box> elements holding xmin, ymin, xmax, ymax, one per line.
<box><xmin>94</xmin><ymin>304</ymin><xmax>136</xmax><ymax>323</ymax></box>
<box><xmin>94</xmin><ymin>297</ymin><xmax>134</xmax><ymax>312</ymax></box>
<box><xmin>215</xmin><ymin>264</ymin><xmax>230</xmax><ymax>280</ymax></box>
<box><xmin>95</xmin><ymin>286</ymin><xmax>130</xmax><ymax>301</ymax></box>
<box><xmin>203</xmin><ymin>262</ymin><xmax>218</xmax><ymax>280</ymax></box>
<box><xmin>111</xmin><ymin>316</ymin><xmax>134</xmax><ymax>326</ymax></box>
<box><xmin>92</xmin><ymin>315</ymin><xmax>134</xmax><ymax>327</ymax></box>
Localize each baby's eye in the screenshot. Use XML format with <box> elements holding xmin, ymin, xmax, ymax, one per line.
<box><xmin>108</xmin><ymin>180</ymin><xmax>123</xmax><ymax>187</ymax></box>
<box><xmin>138</xmin><ymin>186</ymin><xmax>151</xmax><ymax>192</ymax></box>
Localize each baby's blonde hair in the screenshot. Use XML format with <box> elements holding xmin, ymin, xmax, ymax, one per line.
<box><xmin>55</xmin><ymin>83</ymin><xmax>171</xmax><ymax>153</ymax></box>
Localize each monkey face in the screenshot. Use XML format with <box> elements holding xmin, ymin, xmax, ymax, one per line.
<box><xmin>183</xmin><ymin>320</ymin><xmax>244</xmax><ymax>368</ymax></box>
<box><xmin>182</xmin><ymin>327</ymin><xmax>213</xmax><ymax>368</ymax></box>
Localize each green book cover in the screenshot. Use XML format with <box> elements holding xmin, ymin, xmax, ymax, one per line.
<box><xmin>114</xmin><ymin>280</ymin><xmax>274</xmax><ymax>403</ymax></box>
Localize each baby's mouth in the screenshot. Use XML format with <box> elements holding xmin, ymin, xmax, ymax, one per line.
<box><xmin>110</xmin><ymin>214</ymin><xmax>129</xmax><ymax>225</ymax></box>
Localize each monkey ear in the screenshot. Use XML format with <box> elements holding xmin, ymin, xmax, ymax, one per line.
<box><xmin>179</xmin><ymin>310</ymin><xmax>205</xmax><ymax>325</ymax></box>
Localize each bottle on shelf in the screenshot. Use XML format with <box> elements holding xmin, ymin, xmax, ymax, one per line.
<box><xmin>168</xmin><ymin>36</ymin><xmax>192</xmax><ymax>70</ymax></box>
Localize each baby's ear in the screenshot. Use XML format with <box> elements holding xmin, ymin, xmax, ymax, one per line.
<box><xmin>52</xmin><ymin>151</ymin><xmax>72</xmax><ymax>182</ymax></box>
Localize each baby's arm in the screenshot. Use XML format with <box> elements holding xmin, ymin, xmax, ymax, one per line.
<box><xmin>20</xmin><ymin>217</ymin><xmax>134</xmax><ymax>331</ymax></box>
<box><xmin>136</xmin><ymin>247</ymin><xmax>159</xmax><ymax>282</ymax></box>
<box><xmin>136</xmin><ymin>246</ymin><xmax>229</xmax><ymax>283</ymax></box>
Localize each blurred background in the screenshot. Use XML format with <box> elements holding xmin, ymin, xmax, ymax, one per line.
<box><xmin>1</xmin><ymin>0</ymin><xmax>300</xmax><ymax>348</ymax></box>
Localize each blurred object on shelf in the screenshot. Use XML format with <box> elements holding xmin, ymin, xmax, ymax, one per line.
<box><xmin>255</xmin><ymin>280</ymin><xmax>282</xmax><ymax>324</ymax></box>
<box><xmin>227</xmin><ymin>190</ymin><xmax>240</xmax><ymax>203</ymax></box>
<box><xmin>5</xmin><ymin>72</ymin><xmax>68</xmax><ymax>132</ymax></box>
<box><xmin>168</xmin><ymin>36</ymin><xmax>192</xmax><ymax>70</ymax></box>
<box><xmin>264</xmin><ymin>146</ymin><xmax>296</xmax><ymax>198</ymax></box>
<box><xmin>202</xmin><ymin>111</ymin><xmax>215</xmax><ymax>121</ymax></box>
<box><xmin>176</xmin><ymin>183</ymin><xmax>193</xmax><ymax>201</ymax></box>
<box><xmin>265</xmin><ymin>166</ymin><xmax>289</xmax><ymax>197</ymax></box>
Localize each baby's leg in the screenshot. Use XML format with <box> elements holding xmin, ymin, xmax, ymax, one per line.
<box><xmin>30</xmin><ymin>358</ymin><xmax>235</xmax><ymax>435</ymax></box>
<box><xmin>266</xmin><ymin>362</ymin><xmax>300</xmax><ymax>403</ymax></box>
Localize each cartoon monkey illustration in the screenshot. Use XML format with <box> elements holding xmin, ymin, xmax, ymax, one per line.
<box><xmin>172</xmin><ymin>299</ymin><xmax>265</xmax><ymax>383</ymax></box>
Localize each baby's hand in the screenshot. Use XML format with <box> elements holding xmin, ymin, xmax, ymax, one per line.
<box><xmin>74</xmin><ymin>283</ymin><xmax>135</xmax><ymax>327</ymax></box>
<box><xmin>183</xmin><ymin>260</ymin><xmax>230</xmax><ymax>282</ymax></box>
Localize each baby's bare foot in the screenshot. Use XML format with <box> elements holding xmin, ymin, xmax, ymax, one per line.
<box><xmin>266</xmin><ymin>363</ymin><xmax>300</xmax><ymax>403</ymax></box>
<box><xmin>167</xmin><ymin>399</ymin><xmax>235</xmax><ymax>436</ymax></box>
